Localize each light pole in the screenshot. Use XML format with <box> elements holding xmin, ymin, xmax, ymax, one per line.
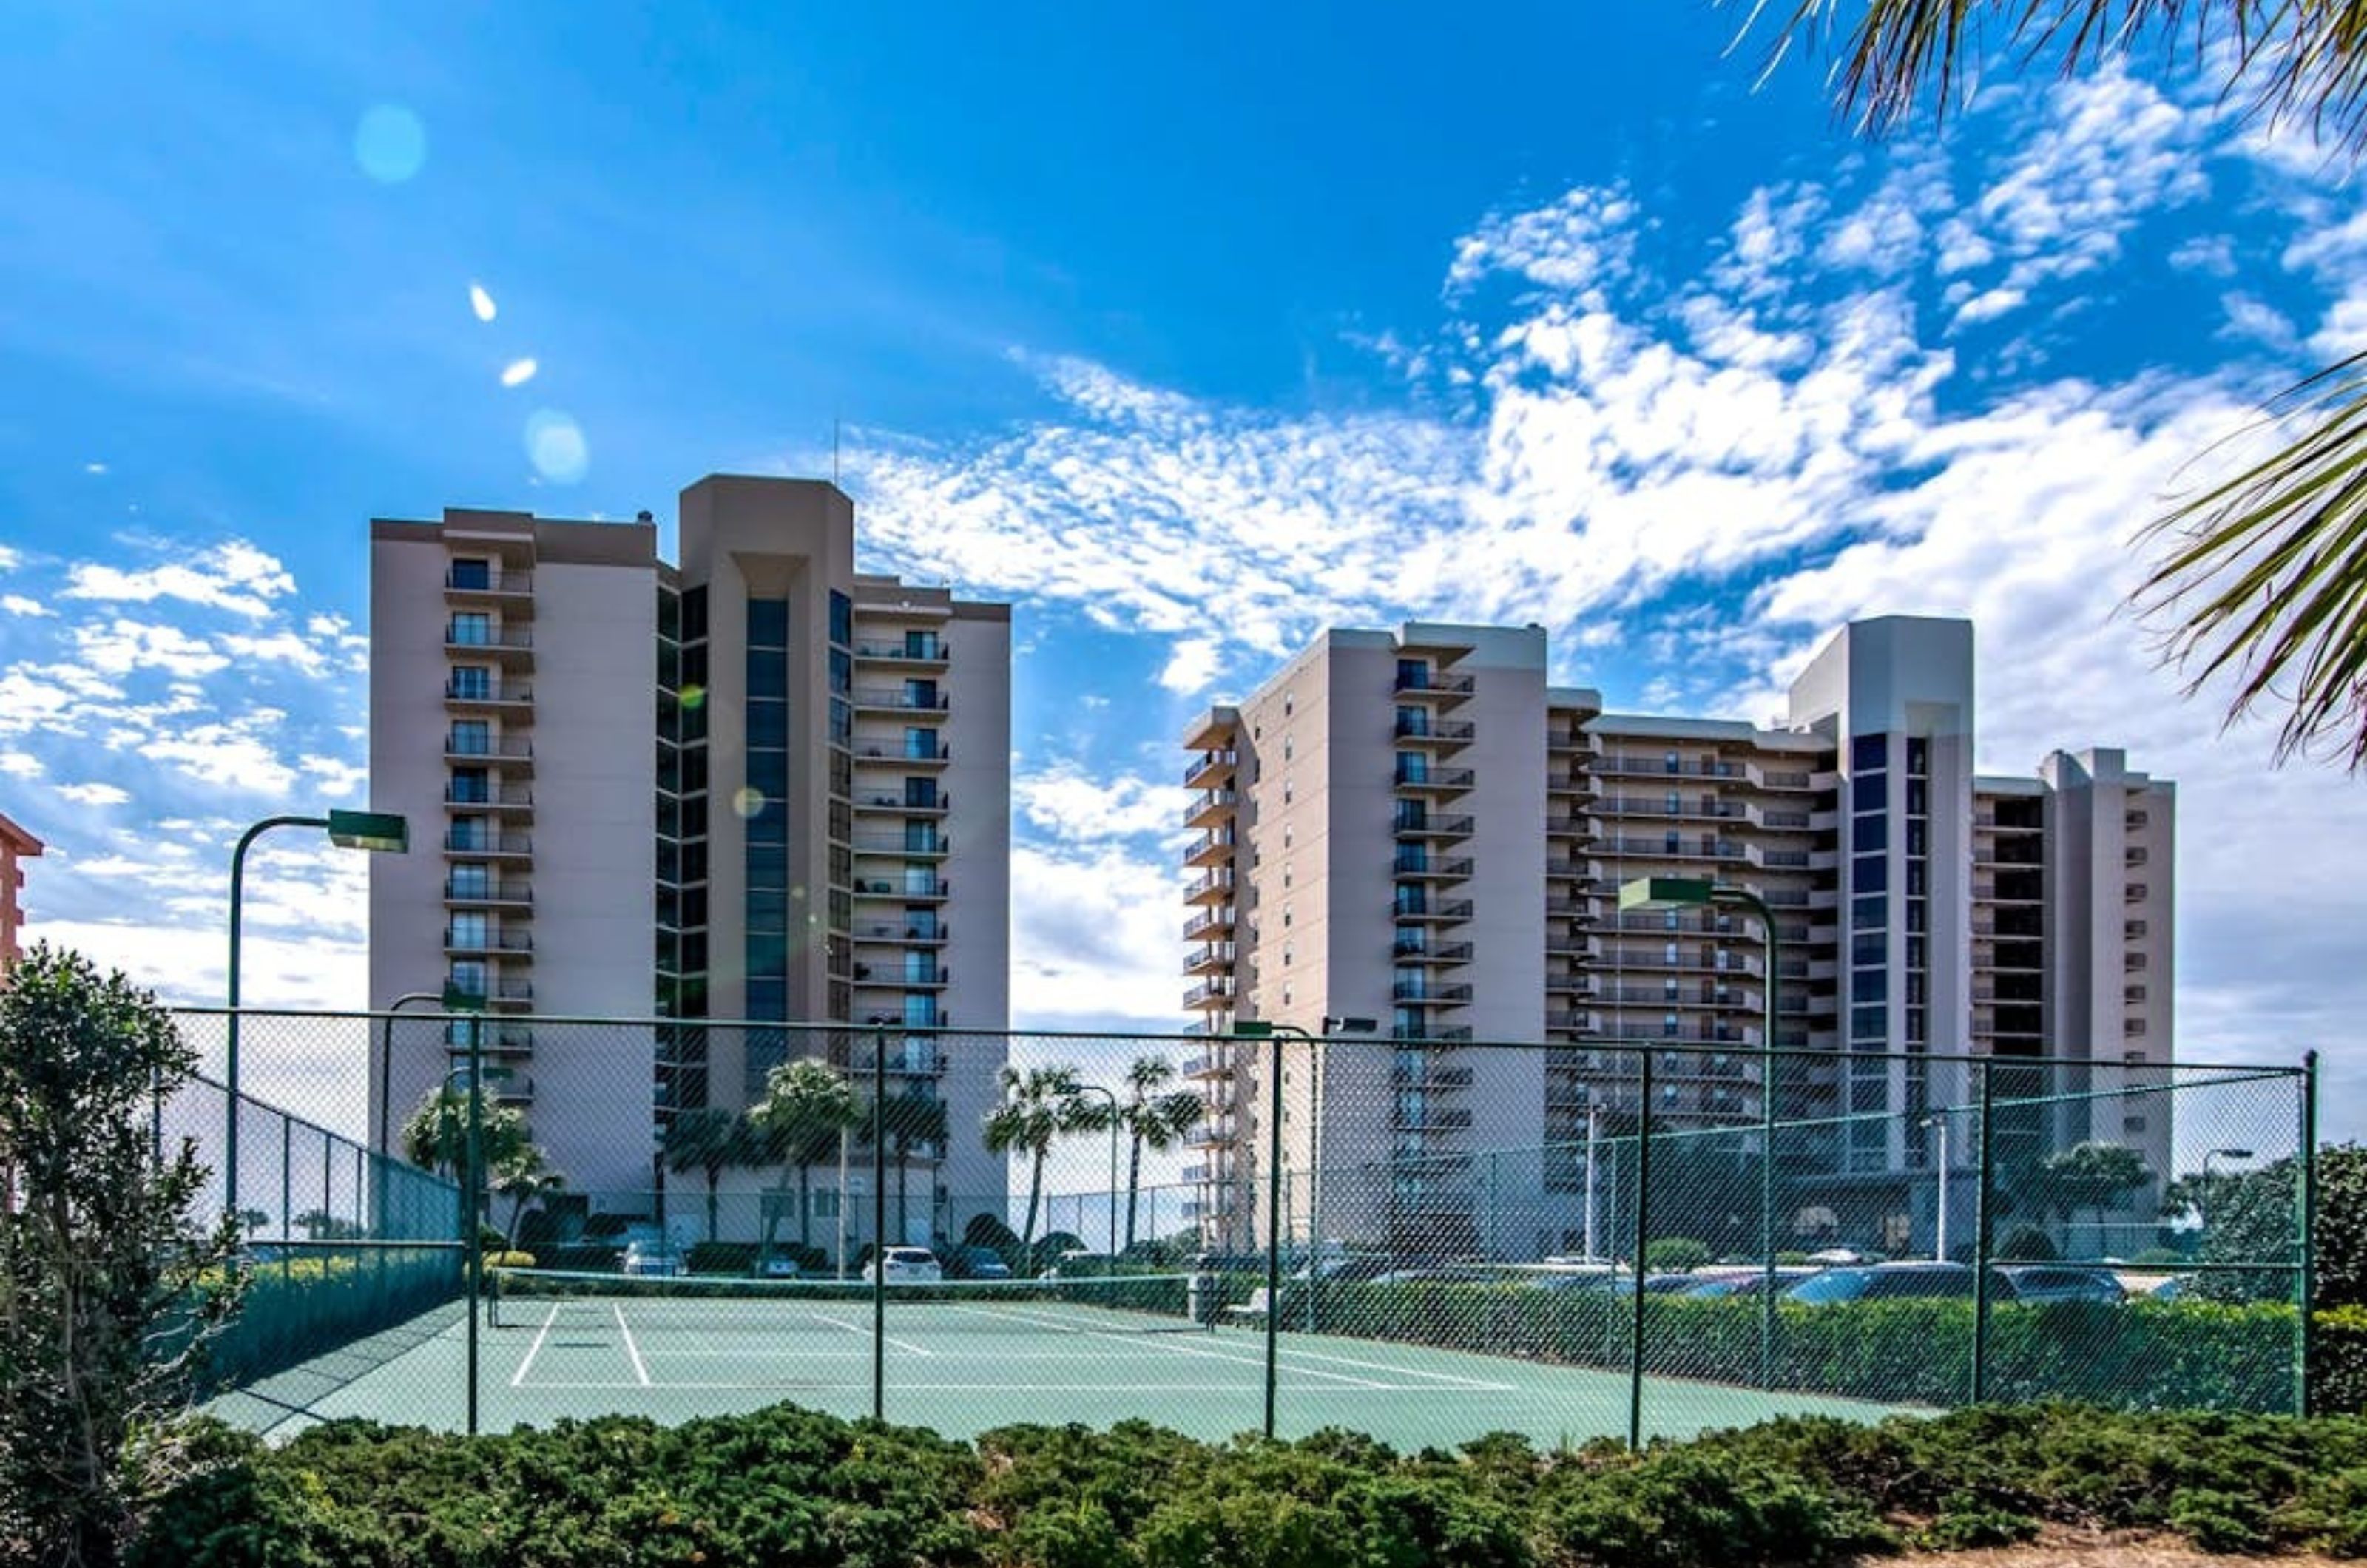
<box><xmin>1618</xmin><ymin>876</ymin><xmax>1780</xmax><ymax>1389</ymax></box>
<box><xmin>1076</xmin><ymin>1084</ymin><xmax>1121</xmax><ymax>1260</ymax></box>
<box><xmin>1231</xmin><ymin>1016</ymin><xmax>1374</xmax><ymax>1439</ymax></box>
<box><xmin>1584</xmin><ymin>1102</ymin><xmax>1602</xmax><ymax>1261</ymax></box>
<box><xmin>2201</xmin><ymin>1146</ymin><xmax>2255</xmax><ymax>1237</ymax></box>
<box><xmin>226</xmin><ymin>810</ymin><xmax>408</xmax><ymax>1218</ymax></box>
<box><xmin>1922</xmin><ymin>1113</ymin><xmax>1951</xmax><ymax>1262</ymax></box>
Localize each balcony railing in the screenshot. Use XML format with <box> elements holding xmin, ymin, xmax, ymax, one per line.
<box><xmin>444</xmin><ymin>928</ymin><xmax>533</xmax><ymax>953</ymax></box>
<box><xmin>444</xmin><ymin>785</ymin><xmax>534</xmax><ymax>808</ymax></box>
<box><xmin>851</xmin><ymin>641</ymin><xmax>948</xmax><ymax>664</ymax></box>
<box><xmin>1183</xmin><ymin>944</ymin><xmax>1236</xmax><ymax>974</ymax></box>
<box><xmin>1182</xmin><ymin>908</ymin><xmax>1235</xmax><ymax>940</ymax></box>
<box><xmin>1596</xmin><ymin>757</ymin><xmax>1739</xmax><ymax>778</ymax></box>
<box><xmin>445</xmin><ymin>568</ymin><xmax>533</xmax><ymax>594</ymax></box>
<box><xmin>445</xmin><ymin>626</ymin><xmax>533</xmax><ymax>651</ymax></box>
<box><xmin>1183</xmin><ymin>831</ymin><xmax>1237</xmax><ymax>867</ymax></box>
<box><xmin>852</xmin><ymin>834</ymin><xmax>950</xmax><ymax>856</ymax></box>
<box><xmin>445</xmin><ymin>681</ymin><xmax>532</xmax><ymax>704</ymax></box>
<box><xmin>1392</xmin><ymin>767</ymin><xmax>1476</xmax><ymax>791</ymax></box>
<box><xmin>444</xmin><ymin>831</ymin><xmax>532</xmax><ymax>855</ymax></box>
<box><xmin>1182</xmin><ymin>979</ymin><xmax>1235</xmax><ymax>1008</ymax></box>
<box><xmin>1184</xmin><ymin>867</ymin><xmax>1236</xmax><ymax>901</ymax></box>
<box><xmin>1184</xmin><ymin>749</ymin><xmax>1237</xmax><ymax>787</ymax></box>
<box><xmin>853</xmin><ymin>688</ymin><xmax>950</xmax><ymax>712</ymax></box>
<box><xmin>1393</xmin><ymin>670</ymin><xmax>1475</xmax><ymax>697</ymax></box>
<box><xmin>443</xmin><ymin>879</ymin><xmax>532</xmax><ymax>904</ymax></box>
<box><xmin>857</xmin><ymin>792</ymin><xmax>949</xmax><ymax>814</ymax></box>
<box><xmin>1393</xmin><ymin>812</ymin><xmax>1474</xmax><ymax>839</ymax></box>
<box><xmin>1184</xmin><ymin>788</ymin><xmax>1237</xmax><ymax>827</ymax></box>
<box><xmin>1392</xmin><ymin>898</ymin><xmax>1474</xmax><ymax>922</ymax></box>
<box><xmin>445</xmin><ymin>735</ymin><xmax>534</xmax><ymax>760</ymax></box>
<box><xmin>1390</xmin><ymin>981</ymin><xmax>1473</xmax><ymax>1004</ymax></box>
<box><xmin>855</xmin><ymin>876</ymin><xmax>948</xmax><ymax>899</ymax></box>
<box><xmin>854</xmin><ymin>920</ymin><xmax>947</xmax><ymax>943</ymax></box>
<box><xmin>858</xmin><ymin>742</ymin><xmax>949</xmax><ymax>764</ymax></box>
<box><xmin>1392</xmin><ymin>716</ymin><xmax>1476</xmax><ymax>743</ymax></box>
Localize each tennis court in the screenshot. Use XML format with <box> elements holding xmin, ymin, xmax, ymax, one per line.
<box><xmin>212</xmin><ymin>1272</ymin><xmax>1908</xmax><ymax>1449</ymax></box>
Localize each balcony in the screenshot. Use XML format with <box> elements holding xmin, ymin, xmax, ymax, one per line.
<box><xmin>856</xmin><ymin>792</ymin><xmax>949</xmax><ymax>817</ymax></box>
<box><xmin>1183</xmin><ymin>831</ymin><xmax>1237</xmax><ymax>868</ymax></box>
<box><xmin>1184</xmin><ymin>749</ymin><xmax>1237</xmax><ymax>790</ymax></box>
<box><xmin>1545</xmin><ymin>816</ymin><xmax>1593</xmax><ymax>840</ymax></box>
<box><xmin>852</xmin><ymin>919</ymin><xmax>948</xmax><ymax>944</ymax></box>
<box><xmin>1184</xmin><ymin>788</ymin><xmax>1237</xmax><ymax>830</ymax></box>
<box><xmin>1391</xmin><ymin>854</ymin><xmax>1473</xmax><ymax>882</ymax></box>
<box><xmin>443</xmin><ymin>927</ymin><xmax>533</xmax><ymax>957</ymax></box>
<box><xmin>1600</xmin><ymin>797</ymin><xmax>1739</xmax><ymax>821</ymax></box>
<box><xmin>1183</xmin><ymin>978</ymin><xmax>1235</xmax><ymax>1010</ymax></box>
<box><xmin>1390</xmin><ymin>936</ymin><xmax>1473</xmax><ymax>964</ymax></box>
<box><xmin>853</xmin><ymin>687</ymin><xmax>950</xmax><ymax>714</ymax></box>
<box><xmin>442</xmin><ymin>830</ymin><xmax>531</xmax><ymax>858</ymax></box>
<box><xmin>444</xmin><ymin>784</ymin><xmax>533</xmax><ymax>813</ymax></box>
<box><xmin>447</xmin><ymin>976</ymin><xmax>536</xmax><ymax>1010</ymax></box>
<box><xmin>1183</xmin><ymin>907</ymin><xmax>1235</xmax><ymax>941</ymax></box>
<box><xmin>1181</xmin><ymin>1055</ymin><xmax>1229</xmax><ymax>1081</ymax></box>
<box><xmin>444</xmin><ymin>680</ymin><xmax>533</xmax><ymax>714</ymax></box>
<box><xmin>1391</xmin><ymin>898</ymin><xmax>1473</xmax><ymax>924</ymax></box>
<box><xmin>1183</xmin><ymin>944</ymin><xmax>1236</xmax><ymax>976</ymax></box>
<box><xmin>860</xmin><ymin>967</ymin><xmax>949</xmax><ymax>990</ymax></box>
<box><xmin>1187</xmin><ymin>1120</ymin><xmax>1241</xmax><ymax>1150</ymax></box>
<box><xmin>1392</xmin><ymin>716</ymin><xmax>1476</xmax><ymax>748</ymax></box>
<box><xmin>1745</xmin><ymin>761</ymin><xmax>1816</xmax><ymax>790</ymax></box>
<box><xmin>1392</xmin><ymin>811</ymin><xmax>1474</xmax><ymax>842</ymax></box>
<box><xmin>858</xmin><ymin>742</ymin><xmax>949</xmax><ymax>767</ymax></box>
<box><xmin>855</xmin><ymin>875</ymin><xmax>948</xmax><ymax>900</ymax></box>
<box><xmin>1392</xmin><ymin>766</ymin><xmax>1475</xmax><ymax>795</ymax></box>
<box><xmin>445</xmin><ymin>626</ymin><xmax>534</xmax><ymax>663</ymax></box>
<box><xmin>443</xmin><ymin>878</ymin><xmax>532</xmax><ymax>908</ymax></box>
<box><xmin>1598</xmin><ymin>836</ymin><xmax>1743</xmax><ymax>862</ymax></box>
<box><xmin>1596</xmin><ymin>757</ymin><xmax>1740</xmax><ymax>780</ymax></box>
<box><xmin>1185</xmin><ymin>867</ymin><xmax>1236</xmax><ymax>903</ymax></box>
<box><xmin>1391</xmin><ymin>1066</ymin><xmax>1475</xmax><ymax>1089</ymax></box>
<box><xmin>1392</xmin><ymin>669</ymin><xmax>1475</xmax><ymax>703</ymax></box>
<box><xmin>1390</xmin><ymin>980</ymin><xmax>1473</xmax><ymax>1004</ymax></box>
<box><xmin>445</xmin><ymin>567</ymin><xmax>534</xmax><ymax>602</ymax></box>
<box><xmin>443</xmin><ymin>735</ymin><xmax>535</xmax><ymax>771</ymax></box>
<box><xmin>1746</xmin><ymin>844</ymin><xmax>1811</xmax><ymax>871</ymax></box>
<box><xmin>851</xmin><ymin>641</ymin><xmax>949</xmax><ymax>666</ymax></box>
<box><xmin>1548</xmin><ymin>771</ymin><xmax>1596</xmax><ymax>797</ymax></box>
<box><xmin>852</xmin><ymin>834</ymin><xmax>950</xmax><ymax>859</ymax></box>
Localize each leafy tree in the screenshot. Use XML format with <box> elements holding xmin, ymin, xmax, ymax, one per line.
<box><xmin>490</xmin><ymin>1145</ymin><xmax>566</xmax><ymax>1254</ymax></box>
<box><xmin>1101</xmin><ymin>1058</ymin><xmax>1205</xmax><ymax>1253</ymax></box>
<box><xmin>879</xmin><ymin>1089</ymin><xmax>950</xmax><ymax>1245</ymax></box>
<box><xmin>2030</xmin><ymin>1141</ymin><xmax>2154</xmax><ymax>1252</ymax></box>
<box><xmin>983</xmin><ymin>1065</ymin><xmax>1095</xmax><ymax>1267</ymax></box>
<box><xmin>2161</xmin><ymin>1143</ymin><xmax>2366</xmax><ymax>1304</ymax></box>
<box><xmin>0</xmin><ymin>945</ymin><xmax>244</xmax><ymax>1568</ymax></box>
<box><xmin>659</xmin><ymin>1106</ymin><xmax>757</xmax><ymax>1244</ymax></box>
<box><xmin>749</xmin><ymin>1058</ymin><xmax>860</xmax><ymax>1256</ymax></box>
<box><xmin>398</xmin><ymin>1084</ymin><xmax>529</xmax><ymax>1209</ymax></box>
<box><xmin>1735</xmin><ymin>1</ymin><xmax>2367</xmax><ymax>766</ymax></box>
<box><xmin>1644</xmin><ymin>1237</ymin><xmax>1712</xmax><ymax>1274</ymax></box>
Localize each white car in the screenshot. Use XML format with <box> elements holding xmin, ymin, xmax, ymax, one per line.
<box><xmin>620</xmin><ymin>1240</ymin><xmax>685</xmax><ymax>1277</ymax></box>
<box><xmin>862</xmin><ymin>1245</ymin><xmax>942</xmax><ymax>1284</ymax></box>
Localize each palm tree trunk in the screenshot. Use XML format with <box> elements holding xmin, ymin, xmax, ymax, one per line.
<box><xmin>705</xmin><ymin>1167</ymin><xmax>720</xmax><ymax>1244</ymax></box>
<box><xmin>797</xmin><ymin>1163</ymin><xmax>812</xmax><ymax>1248</ymax></box>
<box><xmin>1125</xmin><ymin>1129</ymin><xmax>1145</xmax><ymax>1252</ymax></box>
<box><xmin>506</xmin><ymin>1194</ymin><xmax>527</xmax><ymax>1253</ymax></box>
<box><xmin>1022</xmin><ymin>1149</ymin><xmax>1045</xmax><ymax>1266</ymax></box>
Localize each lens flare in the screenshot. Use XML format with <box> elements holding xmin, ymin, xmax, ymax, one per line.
<box><xmin>354</xmin><ymin>105</ymin><xmax>427</xmax><ymax>183</ymax></box>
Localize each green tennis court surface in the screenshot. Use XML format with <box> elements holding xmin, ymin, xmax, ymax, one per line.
<box><xmin>211</xmin><ymin>1287</ymin><xmax>1909</xmax><ymax>1450</ymax></box>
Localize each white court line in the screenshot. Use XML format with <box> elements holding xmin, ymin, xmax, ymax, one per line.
<box><xmin>941</xmin><ymin>1304</ymin><xmax>1385</xmax><ymax>1389</ymax></box>
<box><xmin>516</xmin><ymin>1382</ymin><xmax>1510</xmax><ymax>1393</ymax></box>
<box><xmin>809</xmin><ymin>1311</ymin><xmax>933</xmax><ymax>1357</ymax></box>
<box><xmin>510</xmin><ymin>1303</ymin><xmax>561</xmax><ymax>1388</ymax></box>
<box><xmin>614</xmin><ymin>1305</ymin><xmax>652</xmax><ymax>1387</ymax></box>
<box><xmin>1272</xmin><ymin>1344</ymin><xmax>1515</xmax><ymax>1392</ymax></box>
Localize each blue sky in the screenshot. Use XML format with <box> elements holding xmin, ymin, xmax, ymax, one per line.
<box><xmin>4</xmin><ymin>2</ymin><xmax>2366</xmax><ymax>1135</ymax></box>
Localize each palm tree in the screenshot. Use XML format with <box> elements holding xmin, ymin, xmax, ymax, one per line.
<box><xmin>399</xmin><ymin>1084</ymin><xmax>529</xmax><ymax>1218</ymax></box>
<box><xmin>1738</xmin><ymin>1</ymin><xmax>2367</xmax><ymax>766</ymax></box>
<box><xmin>749</xmin><ymin>1058</ymin><xmax>860</xmax><ymax>1257</ymax></box>
<box><xmin>661</xmin><ymin>1106</ymin><xmax>756</xmax><ymax>1243</ymax></box>
<box><xmin>982</xmin><ymin>1064</ymin><xmax>1094</xmax><ymax>1268</ymax></box>
<box><xmin>491</xmin><ymin>1144</ymin><xmax>567</xmax><ymax>1254</ymax></box>
<box><xmin>879</xmin><ymin>1089</ymin><xmax>950</xmax><ymax>1245</ymax></box>
<box><xmin>1111</xmin><ymin>1057</ymin><xmax>1206</xmax><ymax>1253</ymax></box>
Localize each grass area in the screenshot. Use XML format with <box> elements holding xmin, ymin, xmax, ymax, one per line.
<box><xmin>135</xmin><ymin>1402</ymin><xmax>2367</xmax><ymax>1566</ymax></box>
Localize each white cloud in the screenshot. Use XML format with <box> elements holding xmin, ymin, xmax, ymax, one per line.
<box><xmin>54</xmin><ymin>782</ymin><xmax>129</xmax><ymax>806</ymax></box>
<box><xmin>2171</xmin><ymin>234</ymin><xmax>2238</xmax><ymax>276</ymax></box>
<box><xmin>0</xmin><ymin>751</ymin><xmax>41</xmax><ymax>778</ymax></box>
<box><xmin>1016</xmin><ymin>763</ymin><xmax>1178</xmax><ymax>843</ymax></box>
<box><xmin>1157</xmin><ymin>637</ymin><xmax>1223</xmax><ymax>696</ymax></box>
<box><xmin>2</xmin><ymin>595</ymin><xmax>51</xmax><ymax>618</ymax></box>
<box><xmin>219</xmin><ymin>628</ymin><xmax>330</xmax><ymax>677</ymax></box>
<box><xmin>1008</xmin><ymin>842</ymin><xmax>1181</xmax><ymax>1027</ymax></box>
<box><xmin>75</xmin><ymin>618</ymin><xmax>232</xmax><ymax>679</ymax></box>
<box><xmin>61</xmin><ymin>541</ymin><xmax>295</xmax><ymax>620</ymax></box>
<box><xmin>299</xmin><ymin>755</ymin><xmax>367</xmax><ymax>799</ymax></box>
<box><xmin>2220</xmin><ymin>292</ymin><xmax>2299</xmax><ymax>349</ymax></box>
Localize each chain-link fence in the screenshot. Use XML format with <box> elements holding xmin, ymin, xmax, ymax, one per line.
<box><xmin>149</xmin><ymin>1029</ymin><xmax>464</xmax><ymax>1416</ymax></box>
<box><xmin>184</xmin><ymin>1010</ymin><xmax>2312</xmax><ymax>1448</ymax></box>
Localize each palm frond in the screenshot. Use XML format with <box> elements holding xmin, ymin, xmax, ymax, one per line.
<box><xmin>2136</xmin><ymin>351</ymin><xmax>2367</xmax><ymax>768</ymax></box>
<box><xmin>1725</xmin><ymin>1</ymin><xmax>2367</xmax><ymax>156</ymax></box>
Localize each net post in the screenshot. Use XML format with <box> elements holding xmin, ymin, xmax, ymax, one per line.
<box><xmin>1628</xmin><ymin>1051</ymin><xmax>1652</xmax><ymax>1452</ymax></box>
<box><xmin>1264</xmin><ymin>1027</ymin><xmax>1285</xmax><ymax>1440</ymax></box>
<box><xmin>2300</xmin><ymin>1050</ymin><xmax>2320</xmax><ymax>1416</ymax></box>
<box><xmin>280</xmin><ymin>1116</ymin><xmax>294</xmax><ymax>1290</ymax></box>
<box><xmin>872</xmin><ymin>1029</ymin><xmax>887</xmax><ymax>1424</ymax></box>
<box><xmin>1971</xmin><ymin>1058</ymin><xmax>1995</xmax><ymax>1405</ymax></box>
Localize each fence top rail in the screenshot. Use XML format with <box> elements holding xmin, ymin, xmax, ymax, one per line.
<box><xmin>170</xmin><ymin>1008</ymin><xmax>2305</xmax><ymax>1079</ymax></box>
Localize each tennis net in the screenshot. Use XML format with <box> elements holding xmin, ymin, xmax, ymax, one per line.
<box><xmin>487</xmin><ymin>1268</ymin><xmax>1211</xmax><ymax>1335</ymax></box>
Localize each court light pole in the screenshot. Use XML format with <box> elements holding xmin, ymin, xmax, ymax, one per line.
<box><xmin>226</xmin><ymin>810</ymin><xmax>408</xmax><ymax>1218</ymax></box>
<box><xmin>1618</xmin><ymin>876</ymin><xmax>1779</xmax><ymax>1389</ymax></box>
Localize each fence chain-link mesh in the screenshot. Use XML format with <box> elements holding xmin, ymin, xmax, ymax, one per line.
<box><xmin>183</xmin><ymin>1010</ymin><xmax>2309</xmax><ymax>1447</ymax></box>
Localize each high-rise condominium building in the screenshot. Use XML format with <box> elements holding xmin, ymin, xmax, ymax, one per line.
<box><xmin>1180</xmin><ymin>616</ymin><xmax>2172</xmax><ymax>1258</ymax></box>
<box><xmin>0</xmin><ymin>810</ymin><xmax>41</xmax><ymax>976</ymax></box>
<box><xmin>369</xmin><ymin>476</ymin><xmax>1011</xmax><ymax>1242</ymax></box>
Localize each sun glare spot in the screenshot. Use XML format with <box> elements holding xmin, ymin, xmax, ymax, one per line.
<box><xmin>501</xmin><ymin>358</ymin><xmax>538</xmax><ymax>387</ymax></box>
<box><xmin>354</xmin><ymin>104</ymin><xmax>428</xmax><ymax>183</ymax></box>
<box><xmin>523</xmin><ymin>409</ymin><xmax>588</xmax><ymax>484</ymax></box>
<box><xmin>470</xmin><ymin>283</ymin><xmax>498</xmax><ymax>322</ymax></box>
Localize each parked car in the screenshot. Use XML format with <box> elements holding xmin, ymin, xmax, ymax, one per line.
<box><xmin>1996</xmin><ymin>1265</ymin><xmax>2124</xmax><ymax>1305</ymax></box>
<box><xmin>621</xmin><ymin>1239</ymin><xmax>685</xmax><ymax>1277</ymax></box>
<box><xmin>942</xmin><ymin>1244</ymin><xmax>1011</xmax><ymax>1280</ymax></box>
<box><xmin>1783</xmin><ymin>1262</ymin><xmax>1976</xmax><ymax>1305</ymax></box>
<box><xmin>1682</xmin><ymin>1267</ymin><xmax>1819</xmax><ymax>1300</ymax></box>
<box><xmin>862</xmin><ymin>1245</ymin><xmax>942</xmax><ymax>1284</ymax></box>
<box><xmin>752</xmin><ymin>1253</ymin><xmax>802</xmax><ymax>1279</ymax></box>
<box><xmin>2151</xmin><ymin>1275</ymin><xmax>2188</xmax><ymax>1302</ymax></box>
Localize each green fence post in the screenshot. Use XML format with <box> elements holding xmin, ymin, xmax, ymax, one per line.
<box><xmin>2300</xmin><ymin>1050</ymin><xmax>2320</xmax><ymax>1416</ymax></box>
<box><xmin>280</xmin><ymin>1117</ymin><xmax>294</xmax><ymax>1291</ymax></box>
<box><xmin>466</xmin><ymin>1014</ymin><xmax>483</xmax><ymax>1437</ymax></box>
<box><xmin>1264</xmin><ymin>1029</ymin><xmax>1285</xmax><ymax>1439</ymax></box>
<box><xmin>872</xmin><ymin>1030</ymin><xmax>887</xmax><ymax>1424</ymax></box>
<box><xmin>1628</xmin><ymin>1052</ymin><xmax>1653</xmax><ymax>1451</ymax></box>
<box><xmin>1971</xmin><ymin>1059</ymin><xmax>1995</xmax><ymax>1405</ymax></box>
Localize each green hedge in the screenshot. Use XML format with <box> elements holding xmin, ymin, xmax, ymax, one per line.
<box><xmin>129</xmin><ymin>1402</ymin><xmax>2367</xmax><ymax>1567</ymax></box>
<box><xmin>1299</xmin><ymin>1282</ymin><xmax>2303</xmax><ymax>1411</ymax></box>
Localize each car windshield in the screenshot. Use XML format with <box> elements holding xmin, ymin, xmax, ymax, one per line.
<box><xmin>1785</xmin><ymin>1271</ymin><xmax>1868</xmax><ymax>1303</ymax></box>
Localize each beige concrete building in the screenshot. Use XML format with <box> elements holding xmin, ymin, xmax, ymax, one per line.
<box><xmin>0</xmin><ymin>811</ymin><xmax>41</xmax><ymax>975</ymax></box>
<box><xmin>369</xmin><ymin>476</ymin><xmax>1010</xmax><ymax>1249</ymax></box>
<box><xmin>1181</xmin><ymin>615</ymin><xmax>2173</xmax><ymax>1260</ymax></box>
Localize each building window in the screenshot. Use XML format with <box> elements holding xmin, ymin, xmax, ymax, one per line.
<box><xmin>450</xmin><ymin>557</ymin><xmax>491</xmax><ymax>589</ymax></box>
<box><xmin>905</xmin><ymin>727</ymin><xmax>939</xmax><ymax>761</ymax></box>
<box><xmin>449</xmin><ymin>767</ymin><xmax>490</xmax><ymax>805</ymax></box>
<box><xmin>448</xmin><ymin>612</ymin><xmax>491</xmax><ymax>646</ymax></box>
<box><xmin>450</xmin><ymin>665</ymin><xmax>491</xmax><ymax>699</ymax></box>
<box><xmin>449</xmin><ymin>862</ymin><xmax>489</xmax><ymax>897</ymax></box>
<box><xmin>828</xmin><ymin>589</ymin><xmax>851</xmax><ymax>648</ymax></box>
<box><xmin>450</xmin><ymin>911</ymin><xmax>487</xmax><ymax>949</ymax></box>
<box><xmin>1851</xmin><ymin>734</ymin><xmax>1888</xmax><ymax>772</ymax></box>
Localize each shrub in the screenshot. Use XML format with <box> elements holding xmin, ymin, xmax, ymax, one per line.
<box><xmin>482</xmin><ymin>1250</ymin><xmax>535</xmax><ymax>1269</ymax></box>
<box><xmin>1538</xmin><ymin>1448</ymin><xmax>1888</xmax><ymax>1567</ymax></box>
<box><xmin>1644</xmin><ymin>1237</ymin><xmax>1712</xmax><ymax>1274</ymax></box>
<box><xmin>2167</xmin><ymin>1487</ymin><xmax>2270</xmax><ymax>1553</ymax></box>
